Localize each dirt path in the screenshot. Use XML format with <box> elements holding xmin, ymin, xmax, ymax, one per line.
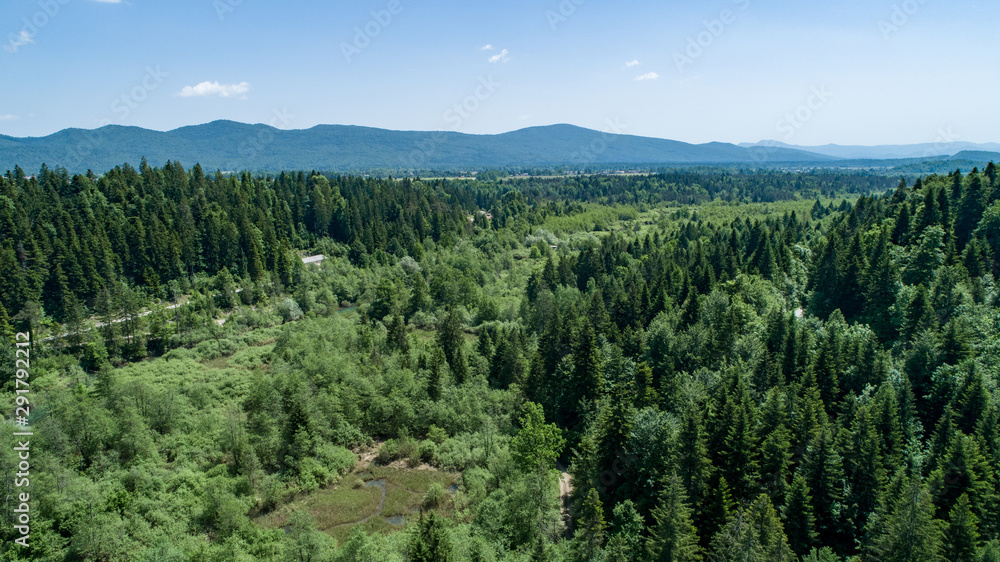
<box><xmin>556</xmin><ymin>463</ymin><xmax>573</xmax><ymax>532</ymax></box>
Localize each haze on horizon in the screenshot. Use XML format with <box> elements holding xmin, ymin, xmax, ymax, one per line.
<box><xmin>2</xmin><ymin>0</ymin><xmax>998</xmax><ymax>147</ymax></box>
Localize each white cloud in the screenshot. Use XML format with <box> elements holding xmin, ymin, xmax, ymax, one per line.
<box><xmin>625</xmin><ymin>59</ymin><xmax>640</xmax><ymax>67</ymax></box>
<box><xmin>488</xmin><ymin>48</ymin><xmax>509</xmax><ymax>63</ymax></box>
<box><xmin>3</xmin><ymin>31</ymin><xmax>34</xmax><ymax>53</ymax></box>
<box><xmin>635</xmin><ymin>72</ymin><xmax>659</xmax><ymax>81</ymax></box>
<box><xmin>481</xmin><ymin>44</ymin><xmax>494</xmax><ymax>51</ymax></box>
<box><xmin>0</xmin><ymin>114</ymin><xmax>18</xmax><ymax>121</ymax></box>
<box><xmin>179</xmin><ymin>81</ymin><xmax>251</xmax><ymax>98</ymax></box>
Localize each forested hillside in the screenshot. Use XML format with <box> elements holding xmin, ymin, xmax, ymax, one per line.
<box><xmin>1</xmin><ymin>162</ymin><xmax>999</xmax><ymax>561</ymax></box>
<box><xmin>0</xmin><ymin>122</ymin><xmax>837</xmax><ymax>174</ymax></box>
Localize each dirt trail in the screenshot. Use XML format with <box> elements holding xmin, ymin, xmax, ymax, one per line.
<box><xmin>556</xmin><ymin>463</ymin><xmax>573</xmax><ymax>532</ymax></box>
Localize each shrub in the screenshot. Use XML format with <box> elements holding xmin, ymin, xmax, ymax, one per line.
<box><xmin>375</xmin><ymin>437</ymin><xmax>419</xmax><ymax>465</ymax></box>
<box><xmin>277</xmin><ymin>298</ymin><xmax>304</xmax><ymax>323</ymax></box>
<box><xmin>422</xmin><ymin>482</ymin><xmax>447</xmax><ymax>509</ymax></box>
<box><xmin>418</xmin><ymin>440</ymin><xmax>438</xmax><ymax>464</ymax></box>
<box><xmin>427</xmin><ymin>425</ymin><xmax>448</xmax><ymax>445</ymax></box>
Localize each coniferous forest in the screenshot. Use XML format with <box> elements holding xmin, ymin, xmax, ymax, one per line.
<box><xmin>2</xmin><ymin>161</ymin><xmax>1000</xmax><ymax>561</ymax></box>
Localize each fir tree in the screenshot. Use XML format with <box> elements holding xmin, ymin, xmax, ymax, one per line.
<box><xmin>573</xmin><ymin>487</ymin><xmax>607</xmax><ymax>561</ymax></box>
<box><xmin>868</xmin><ymin>479</ymin><xmax>945</xmax><ymax>562</ymax></box>
<box><xmin>647</xmin><ymin>473</ymin><xmax>702</xmax><ymax>562</ymax></box>
<box><xmin>708</xmin><ymin>494</ymin><xmax>794</xmax><ymax>562</ymax></box>
<box><xmin>945</xmin><ymin>494</ymin><xmax>980</xmax><ymax>562</ymax></box>
<box><xmin>783</xmin><ymin>473</ymin><xmax>818</xmax><ymax>557</ymax></box>
<box><xmin>408</xmin><ymin>511</ymin><xmax>452</xmax><ymax>562</ymax></box>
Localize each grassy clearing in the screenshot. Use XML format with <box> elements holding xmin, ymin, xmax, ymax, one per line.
<box><xmin>255</xmin><ymin>484</ymin><xmax>383</xmax><ymax>532</ymax></box>
<box><xmin>255</xmin><ymin>461</ymin><xmax>460</xmax><ymax>543</ymax></box>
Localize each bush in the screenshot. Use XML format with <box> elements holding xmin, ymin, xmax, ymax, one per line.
<box><xmin>399</xmin><ymin>255</ymin><xmax>422</xmax><ymax>274</ymax></box>
<box><xmin>418</xmin><ymin>440</ymin><xmax>438</xmax><ymax>464</ymax></box>
<box><xmin>422</xmin><ymin>482</ymin><xmax>447</xmax><ymax>509</ymax></box>
<box><xmin>315</xmin><ymin>443</ymin><xmax>357</xmax><ymax>479</ymax></box>
<box><xmin>427</xmin><ymin>425</ymin><xmax>448</xmax><ymax>444</ymax></box>
<box><xmin>375</xmin><ymin>437</ymin><xmax>419</xmax><ymax>465</ymax></box>
<box><xmin>277</xmin><ymin>298</ymin><xmax>304</xmax><ymax>323</ymax></box>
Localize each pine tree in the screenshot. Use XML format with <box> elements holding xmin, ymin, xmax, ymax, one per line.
<box><xmin>929</xmin><ymin>433</ymin><xmax>991</xmax><ymax>521</ymax></box>
<box><xmin>902</xmin><ymin>285</ymin><xmax>937</xmax><ymax>341</ymax></box>
<box><xmin>647</xmin><ymin>473</ymin><xmax>702</xmax><ymax>562</ymax></box>
<box><xmin>783</xmin><ymin>473</ymin><xmax>818</xmax><ymax>557</ymax></box>
<box><xmin>956</xmin><ymin>172</ymin><xmax>986</xmax><ymax>251</ymax></box>
<box><xmin>573</xmin><ymin>487</ymin><xmax>607</xmax><ymax>561</ymax></box>
<box><xmin>802</xmin><ymin>426</ymin><xmax>844</xmax><ymax>548</ymax></box>
<box><xmin>760</xmin><ymin>425</ymin><xmax>793</xmax><ymax>503</ymax></box>
<box><xmin>427</xmin><ymin>346</ymin><xmax>445</xmax><ymax>401</ymax></box>
<box><xmin>408</xmin><ymin>511</ymin><xmax>452</xmax><ymax>562</ymax></box>
<box><xmin>708</xmin><ymin>494</ymin><xmax>794</xmax><ymax>561</ymax></box>
<box><xmin>676</xmin><ymin>398</ymin><xmax>711</xmax><ymax>522</ymax></box>
<box><xmin>945</xmin><ymin>494</ymin><xmax>980</xmax><ymax>562</ymax></box>
<box><xmin>905</xmin><ymin>225</ymin><xmax>946</xmax><ymax>285</ymax></box>
<box><xmin>864</xmin><ymin>228</ymin><xmax>900</xmax><ymax>341</ymax></box>
<box><xmin>406</xmin><ymin>273</ymin><xmax>430</xmax><ymax>320</ymax></box>
<box><xmin>570</xmin><ymin>323</ymin><xmax>603</xmax><ymax>422</ymax></box>
<box><xmin>717</xmin><ymin>373</ymin><xmax>759</xmax><ymax>503</ymax></box>
<box><xmin>892</xmin><ymin>203</ymin><xmax>911</xmax><ymax>245</ymax></box>
<box><xmin>605</xmin><ymin>500</ymin><xmax>645</xmax><ymax>562</ymax></box>
<box><xmin>939</xmin><ymin>319</ymin><xmax>972</xmax><ymax>366</ymax></box>
<box><xmin>437</xmin><ymin>308</ymin><xmax>467</xmax><ymax>385</ymax></box>
<box><xmin>844</xmin><ymin>403</ymin><xmax>886</xmax><ymax>546</ymax></box>
<box><xmin>868</xmin><ymin>479</ymin><xmax>945</xmax><ymax>562</ymax></box>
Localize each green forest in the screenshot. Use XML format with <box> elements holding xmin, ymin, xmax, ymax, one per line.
<box><xmin>1</xmin><ymin>161</ymin><xmax>999</xmax><ymax>561</ymax></box>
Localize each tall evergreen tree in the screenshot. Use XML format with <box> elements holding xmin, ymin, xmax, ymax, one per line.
<box><xmin>868</xmin><ymin>479</ymin><xmax>945</xmax><ymax>562</ymax></box>
<box><xmin>783</xmin><ymin>473</ymin><xmax>818</xmax><ymax>557</ymax></box>
<box><xmin>408</xmin><ymin>511</ymin><xmax>452</xmax><ymax>562</ymax></box>
<box><xmin>708</xmin><ymin>494</ymin><xmax>794</xmax><ymax>562</ymax></box>
<box><xmin>647</xmin><ymin>472</ymin><xmax>702</xmax><ymax>562</ymax></box>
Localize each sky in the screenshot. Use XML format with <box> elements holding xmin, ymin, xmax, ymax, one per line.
<box><xmin>1</xmin><ymin>0</ymin><xmax>998</xmax><ymax>146</ymax></box>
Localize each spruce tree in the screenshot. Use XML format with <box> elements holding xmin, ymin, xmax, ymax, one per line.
<box><xmin>573</xmin><ymin>487</ymin><xmax>607</xmax><ymax>561</ymax></box>
<box><xmin>709</xmin><ymin>494</ymin><xmax>794</xmax><ymax>561</ymax></box>
<box><xmin>868</xmin><ymin>479</ymin><xmax>945</xmax><ymax>562</ymax></box>
<box><xmin>647</xmin><ymin>473</ymin><xmax>702</xmax><ymax>562</ymax></box>
<box><xmin>945</xmin><ymin>494</ymin><xmax>980</xmax><ymax>562</ymax></box>
<box><xmin>783</xmin><ymin>473</ymin><xmax>818</xmax><ymax>557</ymax></box>
<box><xmin>408</xmin><ymin>511</ymin><xmax>452</xmax><ymax>562</ymax></box>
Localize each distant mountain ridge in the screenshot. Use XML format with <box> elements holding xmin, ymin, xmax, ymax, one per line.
<box><xmin>2</xmin><ymin>121</ymin><xmax>997</xmax><ymax>174</ymax></box>
<box><xmin>738</xmin><ymin>139</ymin><xmax>1000</xmax><ymax>160</ymax></box>
<box><xmin>0</xmin><ymin>121</ymin><xmax>835</xmax><ymax>173</ymax></box>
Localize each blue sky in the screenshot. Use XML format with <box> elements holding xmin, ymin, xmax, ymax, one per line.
<box><xmin>2</xmin><ymin>0</ymin><xmax>998</xmax><ymax>145</ymax></box>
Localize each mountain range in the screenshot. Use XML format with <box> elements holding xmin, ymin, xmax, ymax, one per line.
<box><xmin>1</xmin><ymin>121</ymin><xmax>998</xmax><ymax>174</ymax></box>
<box><xmin>738</xmin><ymin>139</ymin><xmax>1000</xmax><ymax>160</ymax></box>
